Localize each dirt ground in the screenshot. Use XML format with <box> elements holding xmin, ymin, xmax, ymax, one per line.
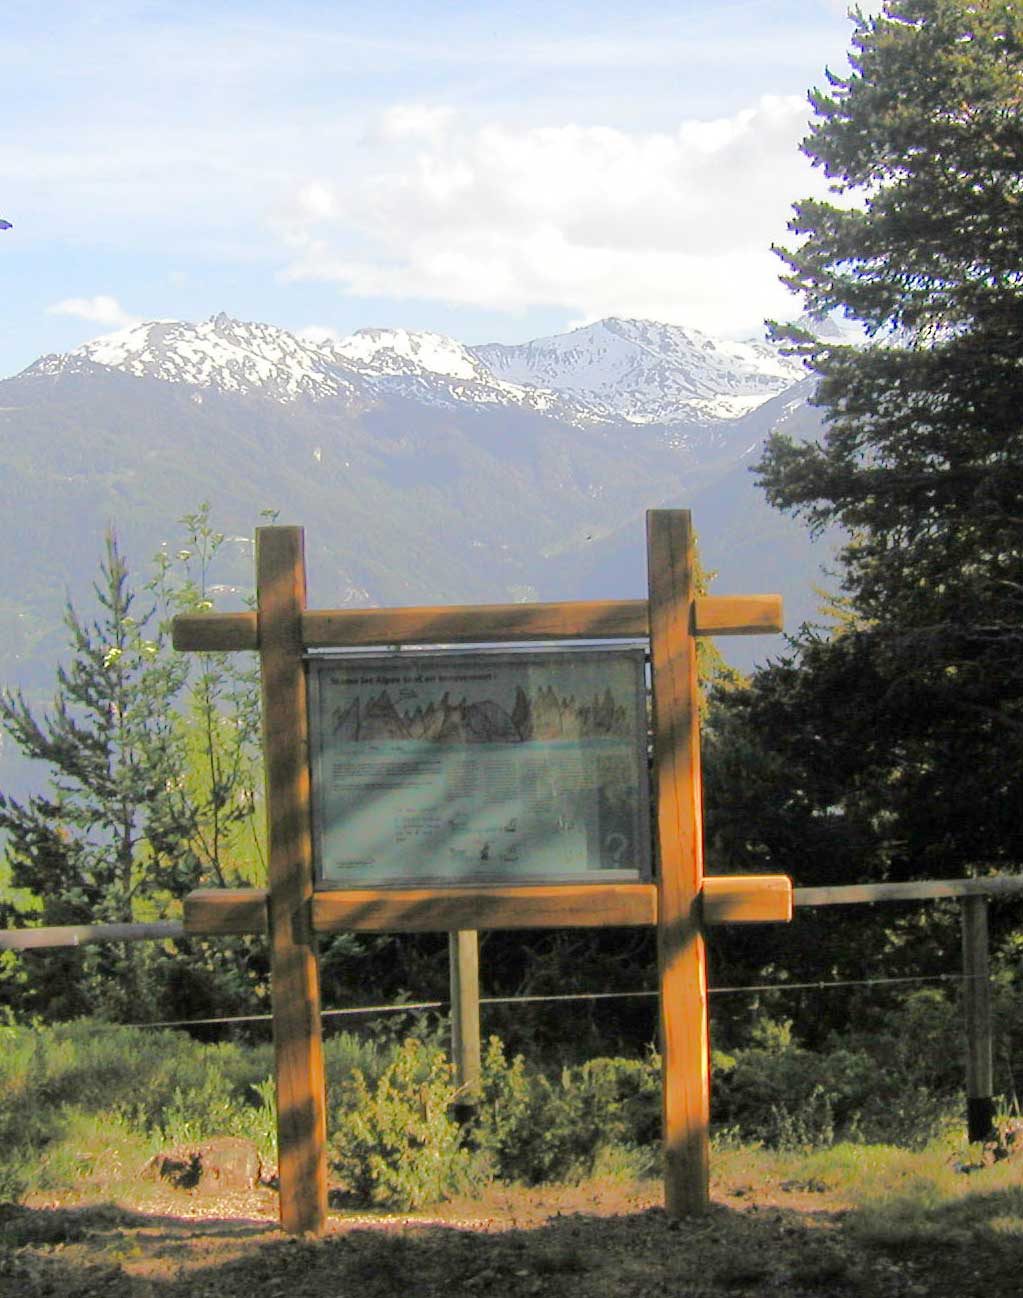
<box><xmin>1</xmin><ymin>1168</ymin><xmax>1020</xmax><ymax>1298</ymax></box>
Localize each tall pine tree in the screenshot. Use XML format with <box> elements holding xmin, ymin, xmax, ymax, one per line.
<box><xmin>0</xmin><ymin>533</ymin><xmax>194</xmax><ymax>927</ymax></box>
<box><xmin>748</xmin><ymin>0</ymin><xmax>1023</xmax><ymax>878</ymax></box>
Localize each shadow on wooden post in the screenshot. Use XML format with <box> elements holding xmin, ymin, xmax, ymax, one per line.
<box><xmin>449</xmin><ymin>930</ymin><xmax>482</xmax><ymax>1127</ymax></box>
<box><xmin>962</xmin><ymin>895</ymin><xmax>995</xmax><ymax>1143</ymax></box>
<box><xmin>257</xmin><ymin>527</ymin><xmax>328</xmax><ymax>1236</ymax></box>
<box><xmin>647</xmin><ymin>510</ymin><xmax>710</xmax><ymax>1216</ymax></box>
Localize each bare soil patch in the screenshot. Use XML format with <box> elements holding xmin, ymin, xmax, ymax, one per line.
<box><xmin>1</xmin><ymin>1167</ymin><xmax>1020</xmax><ymax>1298</ymax></box>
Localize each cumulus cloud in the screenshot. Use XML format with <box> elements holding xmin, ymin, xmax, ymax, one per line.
<box><xmin>46</xmin><ymin>295</ymin><xmax>140</xmax><ymax>328</ymax></box>
<box><xmin>274</xmin><ymin>95</ymin><xmax>827</xmax><ymax>336</ymax></box>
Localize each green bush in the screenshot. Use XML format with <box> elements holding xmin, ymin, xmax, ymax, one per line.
<box><xmin>323</xmin><ymin>1030</ymin><xmax>392</xmax><ymax>1095</ymax></box>
<box><xmin>474</xmin><ymin>1037</ymin><xmax>661</xmax><ymax>1184</ymax></box>
<box><xmin>328</xmin><ymin>1037</ymin><xmax>483</xmax><ymax>1209</ymax></box>
<box><xmin>711</xmin><ymin>1011</ymin><xmax>960</xmax><ymax>1150</ymax></box>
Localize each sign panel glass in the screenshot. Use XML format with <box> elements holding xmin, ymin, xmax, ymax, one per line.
<box><xmin>309</xmin><ymin>648</ymin><xmax>651</xmax><ymax>887</ymax></box>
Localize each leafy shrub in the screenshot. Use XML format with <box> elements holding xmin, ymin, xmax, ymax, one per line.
<box><xmin>474</xmin><ymin>1037</ymin><xmax>661</xmax><ymax>1184</ymax></box>
<box><xmin>28</xmin><ymin>1109</ymin><xmax>154</xmax><ymax>1193</ymax></box>
<box><xmin>712</xmin><ymin>1031</ymin><xmax>875</xmax><ymax>1149</ymax></box>
<box><xmin>711</xmin><ymin>1011</ymin><xmax>961</xmax><ymax>1150</ymax></box>
<box><xmin>156</xmin><ymin>1065</ymin><xmax>277</xmax><ymax>1165</ymax></box>
<box><xmin>0</xmin><ymin>1004</ymin><xmax>985</xmax><ymax>1208</ymax></box>
<box><xmin>328</xmin><ymin>1037</ymin><xmax>483</xmax><ymax>1209</ymax></box>
<box><xmin>323</xmin><ymin>1030</ymin><xmax>392</xmax><ymax>1095</ymax></box>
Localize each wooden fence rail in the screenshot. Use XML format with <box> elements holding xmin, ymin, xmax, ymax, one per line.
<box><xmin>3</xmin><ymin>872</ymin><xmax>1021</xmax><ymax>1145</ymax></box>
<box><xmin>0</xmin><ymin>921</ymin><xmax>185</xmax><ymax>950</ymax></box>
<box><xmin>7</xmin><ymin>876</ymin><xmax>1019</xmax><ymax>950</ymax></box>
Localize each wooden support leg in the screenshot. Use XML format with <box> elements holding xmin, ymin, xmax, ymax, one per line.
<box><xmin>647</xmin><ymin>510</ymin><xmax>710</xmax><ymax>1216</ymax></box>
<box><xmin>258</xmin><ymin>527</ymin><xmax>328</xmax><ymax>1235</ymax></box>
<box><xmin>449</xmin><ymin>930</ymin><xmax>482</xmax><ymax>1123</ymax></box>
<box><xmin>961</xmin><ymin>895</ymin><xmax>995</xmax><ymax>1143</ymax></box>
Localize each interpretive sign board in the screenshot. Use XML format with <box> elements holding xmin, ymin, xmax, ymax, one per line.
<box><xmin>176</xmin><ymin>515</ymin><xmax>790</xmax><ymax>1233</ymax></box>
<box><xmin>308</xmin><ymin>647</ymin><xmax>651</xmax><ymax>887</ymax></box>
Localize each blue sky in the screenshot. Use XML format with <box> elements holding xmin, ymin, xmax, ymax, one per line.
<box><xmin>0</xmin><ymin>1</ymin><xmax>879</xmax><ymax>379</ymax></box>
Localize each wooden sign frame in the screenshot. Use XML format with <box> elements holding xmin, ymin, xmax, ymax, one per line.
<box><xmin>174</xmin><ymin>509</ymin><xmax>792</xmax><ymax>1234</ymax></box>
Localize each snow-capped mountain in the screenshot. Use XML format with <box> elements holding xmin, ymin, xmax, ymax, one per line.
<box><xmin>472</xmin><ymin>317</ymin><xmax>805</xmax><ymax>424</ymax></box>
<box><xmin>0</xmin><ymin>305</ymin><xmax>836</xmax><ymax>808</ymax></box>
<box><xmin>29</xmin><ymin>313</ymin><xmax>360</xmax><ymax>403</ymax></box>
<box><xmin>329</xmin><ymin>327</ymin><xmax>494</xmax><ymax>383</ymax></box>
<box><xmin>324</xmin><ymin>326</ymin><xmax>572</xmax><ymax>418</ymax></box>
<box><xmin>25</xmin><ymin>312</ymin><xmax>805</xmax><ymax>428</ymax></box>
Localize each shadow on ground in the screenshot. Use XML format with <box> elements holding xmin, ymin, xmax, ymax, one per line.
<box><xmin>1</xmin><ymin>1189</ymin><xmax>1021</xmax><ymax>1298</ymax></box>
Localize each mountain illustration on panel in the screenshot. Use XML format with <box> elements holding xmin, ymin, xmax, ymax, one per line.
<box><xmin>333</xmin><ymin>685</ymin><xmax>629</xmax><ymax>742</ymax></box>
<box><xmin>523</xmin><ymin>686</ymin><xmax>628</xmax><ymax>740</ymax></box>
<box><xmin>404</xmin><ymin>693</ymin><xmax>521</xmax><ymax>743</ymax></box>
<box><xmin>333</xmin><ymin>698</ymin><xmax>361</xmax><ymax>740</ymax></box>
<box><xmin>332</xmin><ymin>692</ymin><xmax>412</xmax><ymax>740</ymax></box>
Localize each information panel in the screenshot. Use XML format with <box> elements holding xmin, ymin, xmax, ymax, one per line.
<box><xmin>308</xmin><ymin>648</ymin><xmax>651</xmax><ymax>887</ymax></box>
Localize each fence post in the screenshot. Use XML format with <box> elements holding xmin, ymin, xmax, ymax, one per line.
<box><xmin>961</xmin><ymin>894</ymin><xmax>995</xmax><ymax>1143</ymax></box>
<box><xmin>449</xmin><ymin>929</ymin><xmax>481</xmax><ymax>1121</ymax></box>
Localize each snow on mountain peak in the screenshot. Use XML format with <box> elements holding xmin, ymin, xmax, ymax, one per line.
<box><xmin>24</xmin><ymin>311</ymin><xmax>805</xmax><ymax>428</ymax></box>
<box><xmin>30</xmin><ymin>313</ymin><xmax>359</xmax><ymax>402</ymax></box>
<box><xmin>472</xmin><ymin>316</ymin><xmax>805</xmax><ymax>424</ymax></box>
<box><xmin>329</xmin><ymin>327</ymin><xmax>485</xmax><ymax>382</ymax></box>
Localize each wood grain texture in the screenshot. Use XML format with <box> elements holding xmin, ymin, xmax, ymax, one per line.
<box><xmin>647</xmin><ymin>509</ymin><xmax>710</xmax><ymax>1217</ymax></box>
<box><xmin>183</xmin><ymin>875</ymin><xmax>790</xmax><ymax>937</ymax></box>
<box><xmin>0</xmin><ymin>921</ymin><xmax>185</xmax><ymax>950</ymax></box>
<box><xmin>313</xmin><ymin>884</ymin><xmax>658</xmax><ymax>932</ymax></box>
<box><xmin>694</xmin><ymin>594</ymin><xmax>782</xmax><ymax>636</ymax></box>
<box><xmin>702</xmin><ymin>875</ymin><xmax>792</xmax><ymax>924</ymax></box>
<box><xmin>302</xmin><ymin>600</ymin><xmax>647</xmax><ymax>645</ymax></box>
<box><xmin>449</xmin><ymin>931</ymin><xmax>482</xmax><ymax>1101</ymax></box>
<box><xmin>962</xmin><ymin>896</ymin><xmax>993</xmax><ymax>1101</ymax></box>
<box><xmin>183</xmin><ymin>888</ymin><xmax>268</xmax><ymax>935</ymax></box>
<box><xmin>172</xmin><ymin>611</ymin><xmax>258</xmax><ymax>652</ymax></box>
<box><xmin>304</xmin><ymin>595</ymin><xmax>779</xmax><ymax>645</ymax></box>
<box><xmin>258</xmin><ymin>527</ymin><xmax>327</xmax><ymax>1237</ymax></box>
<box><xmin>793</xmin><ymin>877</ymin><xmax>1023</xmax><ymax>906</ymax></box>
<box><xmin>172</xmin><ymin>593</ymin><xmax>782</xmax><ymax>654</ymax></box>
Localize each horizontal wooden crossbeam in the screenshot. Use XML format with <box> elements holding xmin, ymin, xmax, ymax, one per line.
<box><xmin>172</xmin><ymin>594</ymin><xmax>783</xmax><ymax>653</ymax></box>
<box><xmin>313</xmin><ymin>884</ymin><xmax>657</xmax><ymax>931</ymax></box>
<box><xmin>182</xmin><ymin>874</ymin><xmax>1023</xmax><ymax>935</ymax></box>
<box><xmin>703</xmin><ymin>874</ymin><xmax>793</xmax><ymax>923</ymax></box>
<box><xmin>185</xmin><ymin>888</ymin><xmax>268</xmax><ymax>934</ymax></box>
<box><xmin>183</xmin><ymin>874</ymin><xmax>792</xmax><ymax>936</ymax></box>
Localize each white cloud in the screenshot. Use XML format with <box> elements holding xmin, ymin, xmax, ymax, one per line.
<box><xmin>371</xmin><ymin>104</ymin><xmax>456</xmax><ymax>143</ymax></box>
<box><xmin>46</xmin><ymin>295</ymin><xmax>140</xmax><ymax>327</ymax></box>
<box><xmin>295</xmin><ymin>324</ymin><xmax>342</xmax><ymax>345</ymax></box>
<box><xmin>296</xmin><ymin>183</ymin><xmax>337</xmax><ymax>221</ymax></box>
<box><xmin>275</xmin><ymin>95</ymin><xmax>827</xmax><ymax>336</ymax></box>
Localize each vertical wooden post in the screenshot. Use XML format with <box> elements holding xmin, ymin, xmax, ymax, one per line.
<box><xmin>646</xmin><ymin>510</ymin><xmax>710</xmax><ymax>1216</ymax></box>
<box><xmin>257</xmin><ymin>527</ymin><xmax>328</xmax><ymax>1235</ymax></box>
<box><xmin>962</xmin><ymin>895</ymin><xmax>995</xmax><ymax>1143</ymax></box>
<box><xmin>449</xmin><ymin>930</ymin><xmax>482</xmax><ymax>1117</ymax></box>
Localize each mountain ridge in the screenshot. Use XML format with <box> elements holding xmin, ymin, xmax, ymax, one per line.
<box><xmin>24</xmin><ymin>312</ymin><xmax>806</xmax><ymax>429</ymax></box>
<box><xmin>0</xmin><ymin>310</ymin><xmax>834</xmax><ymax>800</ymax></box>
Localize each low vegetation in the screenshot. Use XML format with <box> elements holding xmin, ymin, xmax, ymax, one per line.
<box><xmin>2</xmin><ymin>1014</ymin><xmax>1022</xmax><ymax>1298</ymax></box>
<box><xmin>2</xmin><ymin>994</ymin><xmax>1015</xmax><ymax>1213</ymax></box>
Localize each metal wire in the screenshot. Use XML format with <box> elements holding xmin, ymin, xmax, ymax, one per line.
<box><xmin>136</xmin><ymin>970</ymin><xmax>970</xmax><ymax>1030</ymax></box>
